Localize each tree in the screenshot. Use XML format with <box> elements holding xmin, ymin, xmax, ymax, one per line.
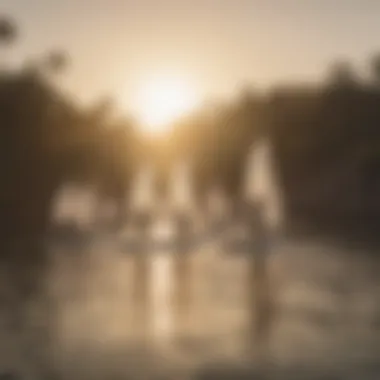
<box><xmin>44</xmin><ymin>50</ymin><xmax>69</xmax><ymax>74</ymax></box>
<box><xmin>325</xmin><ymin>60</ymin><xmax>360</xmax><ymax>89</ymax></box>
<box><xmin>368</xmin><ymin>53</ymin><xmax>380</xmax><ymax>86</ymax></box>
<box><xmin>0</xmin><ymin>16</ymin><xmax>17</xmax><ymax>47</ymax></box>
<box><xmin>0</xmin><ymin>16</ymin><xmax>18</xmax><ymax>70</ymax></box>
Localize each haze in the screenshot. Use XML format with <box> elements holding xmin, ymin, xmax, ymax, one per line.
<box><xmin>3</xmin><ymin>0</ymin><xmax>380</xmax><ymax>108</ymax></box>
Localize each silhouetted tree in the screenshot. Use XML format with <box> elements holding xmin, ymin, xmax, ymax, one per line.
<box><xmin>173</xmin><ymin>62</ymin><xmax>380</xmax><ymax>243</ymax></box>
<box><xmin>44</xmin><ymin>50</ymin><xmax>69</xmax><ymax>74</ymax></box>
<box><xmin>0</xmin><ymin>16</ymin><xmax>17</xmax><ymax>47</ymax></box>
<box><xmin>369</xmin><ymin>53</ymin><xmax>380</xmax><ymax>85</ymax></box>
<box><xmin>326</xmin><ymin>60</ymin><xmax>360</xmax><ymax>89</ymax></box>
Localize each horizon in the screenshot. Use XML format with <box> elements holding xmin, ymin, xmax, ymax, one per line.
<box><xmin>3</xmin><ymin>0</ymin><xmax>380</xmax><ymax>114</ymax></box>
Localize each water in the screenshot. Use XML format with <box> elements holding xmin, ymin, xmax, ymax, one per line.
<box><xmin>51</xmin><ymin>139</ymin><xmax>284</xmax><ymax>343</ymax></box>
<box><xmin>8</xmin><ymin>141</ymin><xmax>380</xmax><ymax>378</ymax></box>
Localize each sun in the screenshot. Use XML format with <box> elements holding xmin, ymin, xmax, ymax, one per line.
<box><xmin>131</xmin><ymin>74</ymin><xmax>199</xmax><ymax>135</ymax></box>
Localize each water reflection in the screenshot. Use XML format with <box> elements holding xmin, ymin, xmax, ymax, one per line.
<box><xmin>50</xmin><ymin>140</ymin><xmax>285</xmax><ymax>354</ymax></box>
<box><xmin>150</xmin><ymin>214</ymin><xmax>176</xmax><ymax>340</ymax></box>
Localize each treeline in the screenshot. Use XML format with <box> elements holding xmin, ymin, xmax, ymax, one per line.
<box><xmin>268</xmin><ymin>79</ymin><xmax>380</xmax><ymax>240</ymax></box>
<box><xmin>0</xmin><ymin>66</ymin><xmax>140</xmax><ymax>236</ymax></box>
<box><xmin>1</xmin><ymin>17</ymin><xmax>380</xmax><ymax>247</ymax></box>
<box><xmin>175</xmin><ymin>61</ymin><xmax>380</xmax><ymax>242</ymax></box>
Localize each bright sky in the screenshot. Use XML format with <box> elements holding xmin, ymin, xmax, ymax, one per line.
<box><xmin>3</xmin><ymin>0</ymin><xmax>380</xmax><ymax>109</ymax></box>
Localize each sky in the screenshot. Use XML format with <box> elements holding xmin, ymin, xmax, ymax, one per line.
<box><xmin>3</xmin><ymin>0</ymin><xmax>380</xmax><ymax>111</ymax></box>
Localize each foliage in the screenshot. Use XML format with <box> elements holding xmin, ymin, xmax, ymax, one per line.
<box><xmin>1</xmin><ymin>19</ymin><xmax>379</xmax><ymax>246</ymax></box>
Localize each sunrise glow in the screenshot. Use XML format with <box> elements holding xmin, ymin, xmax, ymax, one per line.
<box><xmin>130</xmin><ymin>74</ymin><xmax>200</xmax><ymax>135</ymax></box>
